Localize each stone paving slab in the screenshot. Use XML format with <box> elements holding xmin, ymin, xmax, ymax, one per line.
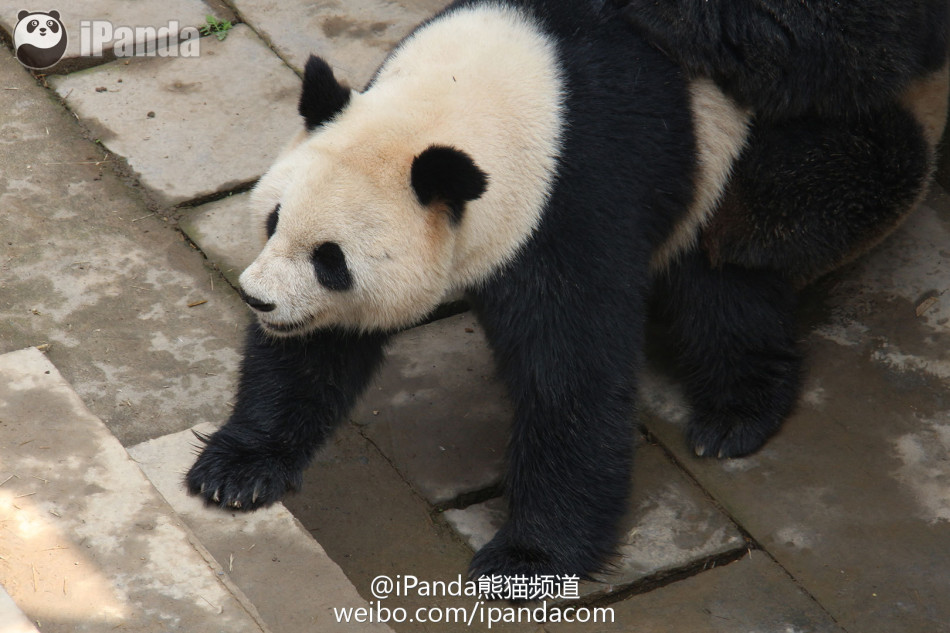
<box><xmin>180</xmin><ymin>191</ymin><xmax>261</xmax><ymax>287</ymax></box>
<box><xmin>229</xmin><ymin>0</ymin><xmax>450</xmax><ymax>88</ymax></box>
<box><xmin>0</xmin><ymin>586</ymin><xmax>40</xmax><ymax>633</ymax></box>
<box><xmin>444</xmin><ymin>444</ymin><xmax>746</xmax><ymax>599</ymax></box>
<box><xmin>0</xmin><ymin>347</ymin><xmax>267</xmax><ymax>633</ymax></box>
<box><xmin>547</xmin><ymin>555</ymin><xmax>843</xmax><ymax>633</ymax></box>
<box><xmin>0</xmin><ymin>48</ymin><xmax>246</xmax><ymax>446</ymax></box>
<box><xmin>129</xmin><ymin>423</ymin><xmax>394</xmax><ymax>633</ymax></box>
<box><xmin>48</xmin><ymin>25</ymin><xmax>301</xmax><ymax>205</ymax></box>
<box><xmin>353</xmin><ymin>312</ymin><xmax>512</xmax><ymax>505</ymax></box>
<box><xmin>640</xmin><ymin>189</ymin><xmax>950</xmax><ymax>633</ymax></box>
<box><xmin>0</xmin><ymin>1</ymin><xmax>215</xmax><ymax>69</ymax></box>
<box><xmin>283</xmin><ymin>424</ymin><xmax>543</xmax><ymax>633</ymax></box>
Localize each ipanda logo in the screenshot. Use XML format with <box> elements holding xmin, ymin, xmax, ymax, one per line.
<box><xmin>79</xmin><ymin>19</ymin><xmax>201</xmax><ymax>58</ymax></box>
<box><xmin>12</xmin><ymin>9</ymin><xmax>202</xmax><ymax>70</ymax></box>
<box><xmin>13</xmin><ymin>9</ymin><xmax>67</xmax><ymax>70</ymax></box>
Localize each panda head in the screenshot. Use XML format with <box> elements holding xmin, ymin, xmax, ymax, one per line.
<box><xmin>14</xmin><ymin>10</ymin><xmax>68</xmax><ymax>70</ymax></box>
<box><xmin>239</xmin><ymin>55</ymin><xmax>488</xmax><ymax>336</ymax></box>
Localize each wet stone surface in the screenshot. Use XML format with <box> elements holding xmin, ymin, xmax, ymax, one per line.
<box><xmin>548</xmin><ymin>554</ymin><xmax>844</xmax><ymax>633</ymax></box>
<box><xmin>130</xmin><ymin>424</ymin><xmax>394</xmax><ymax>633</ymax></box>
<box><xmin>179</xmin><ymin>192</ymin><xmax>261</xmax><ymax>288</ymax></box>
<box><xmin>228</xmin><ymin>0</ymin><xmax>451</xmax><ymax>87</ymax></box>
<box><xmin>0</xmin><ymin>48</ymin><xmax>247</xmax><ymax>446</ymax></box>
<box><xmin>641</xmin><ymin>190</ymin><xmax>950</xmax><ymax>633</ymax></box>
<box><xmin>0</xmin><ymin>348</ymin><xmax>265</xmax><ymax>633</ymax></box>
<box><xmin>353</xmin><ymin>312</ymin><xmax>512</xmax><ymax>506</ymax></box>
<box><xmin>444</xmin><ymin>444</ymin><xmax>746</xmax><ymax>599</ymax></box>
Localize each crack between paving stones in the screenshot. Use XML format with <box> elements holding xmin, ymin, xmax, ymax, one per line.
<box><xmin>581</xmin><ymin>546</ymin><xmax>753</xmax><ymax>610</ymax></box>
<box><xmin>639</xmin><ymin>425</ymin><xmax>762</xmax><ymax>548</ymax></box>
<box><xmin>433</xmin><ymin>482</ymin><xmax>504</xmax><ymax>512</ymax></box>
<box><xmin>175</xmin><ymin>179</ymin><xmax>259</xmax><ymax>211</ymax></box>
<box><xmin>218</xmin><ymin>2</ymin><xmax>305</xmax><ymax>79</ymax></box>
<box><xmin>638</xmin><ymin>424</ymin><xmax>845</xmax><ymax>629</ymax></box>
<box><xmin>333</xmin><ymin>412</ymin><xmax>829</xmax><ymax>621</ymax></box>
<box><xmin>25</xmin><ymin>72</ymin><xmax>174</xmax><ymax>223</ymax></box>
<box><xmin>349</xmin><ymin>422</ymin><xmax>497</xmax><ymax>561</ymax></box>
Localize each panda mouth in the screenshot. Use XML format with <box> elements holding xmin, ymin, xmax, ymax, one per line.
<box><xmin>258</xmin><ymin>315</ymin><xmax>317</xmax><ymax>336</ymax></box>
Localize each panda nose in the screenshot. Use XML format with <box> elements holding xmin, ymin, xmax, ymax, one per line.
<box><xmin>240</xmin><ymin>290</ymin><xmax>276</xmax><ymax>312</ymax></box>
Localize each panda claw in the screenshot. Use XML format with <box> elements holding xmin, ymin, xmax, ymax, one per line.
<box><xmin>231</xmin><ymin>500</ymin><xmax>242</xmax><ymax>509</ymax></box>
<box><xmin>212</xmin><ymin>489</ymin><xmax>220</xmax><ymax>504</ymax></box>
<box><xmin>251</xmin><ymin>486</ymin><xmax>260</xmax><ymax>505</ymax></box>
<box><xmin>694</xmin><ymin>445</ymin><xmax>706</xmax><ymax>457</ymax></box>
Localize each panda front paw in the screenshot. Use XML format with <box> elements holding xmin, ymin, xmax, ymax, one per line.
<box><xmin>186</xmin><ymin>429</ymin><xmax>304</xmax><ymax>511</ymax></box>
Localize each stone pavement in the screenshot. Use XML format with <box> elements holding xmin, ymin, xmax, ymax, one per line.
<box><xmin>0</xmin><ymin>348</ymin><xmax>271</xmax><ymax>632</ymax></box>
<box><xmin>1</xmin><ymin>2</ymin><xmax>948</xmax><ymax>632</ymax></box>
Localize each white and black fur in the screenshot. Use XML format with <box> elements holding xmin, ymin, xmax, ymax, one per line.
<box><xmin>188</xmin><ymin>0</ymin><xmax>948</xmax><ymax>580</ymax></box>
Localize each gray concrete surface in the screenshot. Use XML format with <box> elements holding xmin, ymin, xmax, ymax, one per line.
<box><xmin>354</xmin><ymin>312</ymin><xmax>512</xmax><ymax>505</ymax></box>
<box><xmin>548</xmin><ymin>554</ymin><xmax>844</xmax><ymax>633</ymax></box>
<box><xmin>444</xmin><ymin>443</ymin><xmax>746</xmax><ymax>599</ymax></box>
<box><xmin>0</xmin><ymin>45</ymin><xmax>246</xmax><ymax>447</ymax></box>
<box><xmin>0</xmin><ymin>586</ymin><xmax>40</xmax><ymax>633</ymax></box>
<box><xmin>0</xmin><ymin>348</ymin><xmax>267</xmax><ymax>632</ymax></box>
<box><xmin>228</xmin><ymin>0</ymin><xmax>449</xmax><ymax>87</ymax></box>
<box><xmin>641</xmin><ymin>189</ymin><xmax>950</xmax><ymax>633</ymax></box>
<box><xmin>129</xmin><ymin>424</ymin><xmax>395</xmax><ymax>633</ymax></box>
<box><xmin>179</xmin><ymin>191</ymin><xmax>260</xmax><ymax>287</ymax></box>
<box><xmin>2</xmin><ymin>1</ymin><xmax>949</xmax><ymax>632</ymax></box>
<box><xmin>48</xmin><ymin>24</ymin><xmax>301</xmax><ymax>205</ymax></box>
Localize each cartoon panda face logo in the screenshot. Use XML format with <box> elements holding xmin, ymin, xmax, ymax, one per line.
<box><xmin>13</xmin><ymin>10</ymin><xmax>68</xmax><ymax>70</ymax></box>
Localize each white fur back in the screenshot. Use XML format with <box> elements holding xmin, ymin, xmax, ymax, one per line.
<box><xmin>368</xmin><ymin>3</ymin><xmax>566</xmax><ymax>290</ymax></box>
<box><xmin>652</xmin><ymin>80</ymin><xmax>750</xmax><ymax>269</ymax></box>
<box><xmin>900</xmin><ymin>62</ymin><xmax>950</xmax><ymax>149</ymax></box>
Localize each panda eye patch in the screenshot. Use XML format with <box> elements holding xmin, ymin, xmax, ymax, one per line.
<box><xmin>265</xmin><ymin>204</ymin><xmax>280</xmax><ymax>238</ymax></box>
<box><xmin>312</xmin><ymin>242</ymin><xmax>352</xmax><ymax>291</ymax></box>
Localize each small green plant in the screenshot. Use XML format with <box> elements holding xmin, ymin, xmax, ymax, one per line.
<box><xmin>200</xmin><ymin>15</ymin><xmax>233</xmax><ymax>41</ymax></box>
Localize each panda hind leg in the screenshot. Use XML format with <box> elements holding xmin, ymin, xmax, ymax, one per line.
<box><xmin>654</xmin><ymin>251</ymin><xmax>802</xmax><ymax>458</ymax></box>
<box><xmin>702</xmin><ymin>105</ymin><xmax>932</xmax><ymax>285</ymax></box>
<box><xmin>661</xmin><ymin>104</ymin><xmax>933</xmax><ymax>458</ymax></box>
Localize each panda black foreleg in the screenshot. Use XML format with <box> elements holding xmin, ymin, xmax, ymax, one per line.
<box><xmin>654</xmin><ymin>250</ymin><xmax>801</xmax><ymax>458</ymax></box>
<box><xmin>186</xmin><ymin>322</ymin><xmax>388</xmax><ymax>510</ymax></box>
<box><xmin>468</xmin><ymin>271</ymin><xmax>643</xmax><ymax>580</ymax></box>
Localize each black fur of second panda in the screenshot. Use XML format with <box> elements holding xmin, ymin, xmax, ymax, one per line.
<box><xmin>622</xmin><ymin>0</ymin><xmax>946</xmax><ymax>458</ymax></box>
<box><xmin>613</xmin><ymin>0</ymin><xmax>949</xmax><ymax>119</ymax></box>
<box><xmin>187</xmin><ymin>0</ymin><xmax>945</xmax><ymax>580</ymax></box>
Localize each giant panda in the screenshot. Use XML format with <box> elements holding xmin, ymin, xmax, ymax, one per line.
<box><xmin>187</xmin><ymin>0</ymin><xmax>949</xmax><ymax>580</ymax></box>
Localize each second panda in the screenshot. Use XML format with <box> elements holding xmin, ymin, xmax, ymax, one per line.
<box><xmin>187</xmin><ymin>0</ymin><xmax>949</xmax><ymax>579</ymax></box>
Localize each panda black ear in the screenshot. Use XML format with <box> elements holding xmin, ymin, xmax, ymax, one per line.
<box><xmin>411</xmin><ymin>145</ymin><xmax>488</xmax><ymax>224</ymax></box>
<box><xmin>18</xmin><ymin>10</ymin><xmax>29</xmax><ymax>20</ymax></box>
<box><xmin>299</xmin><ymin>55</ymin><xmax>351</xmax><ymax>131</ymax></box>
<box><xmin>49</xmin><ymin>10</ymin><xmax>60</xmax><ymax>19</ymax></box>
